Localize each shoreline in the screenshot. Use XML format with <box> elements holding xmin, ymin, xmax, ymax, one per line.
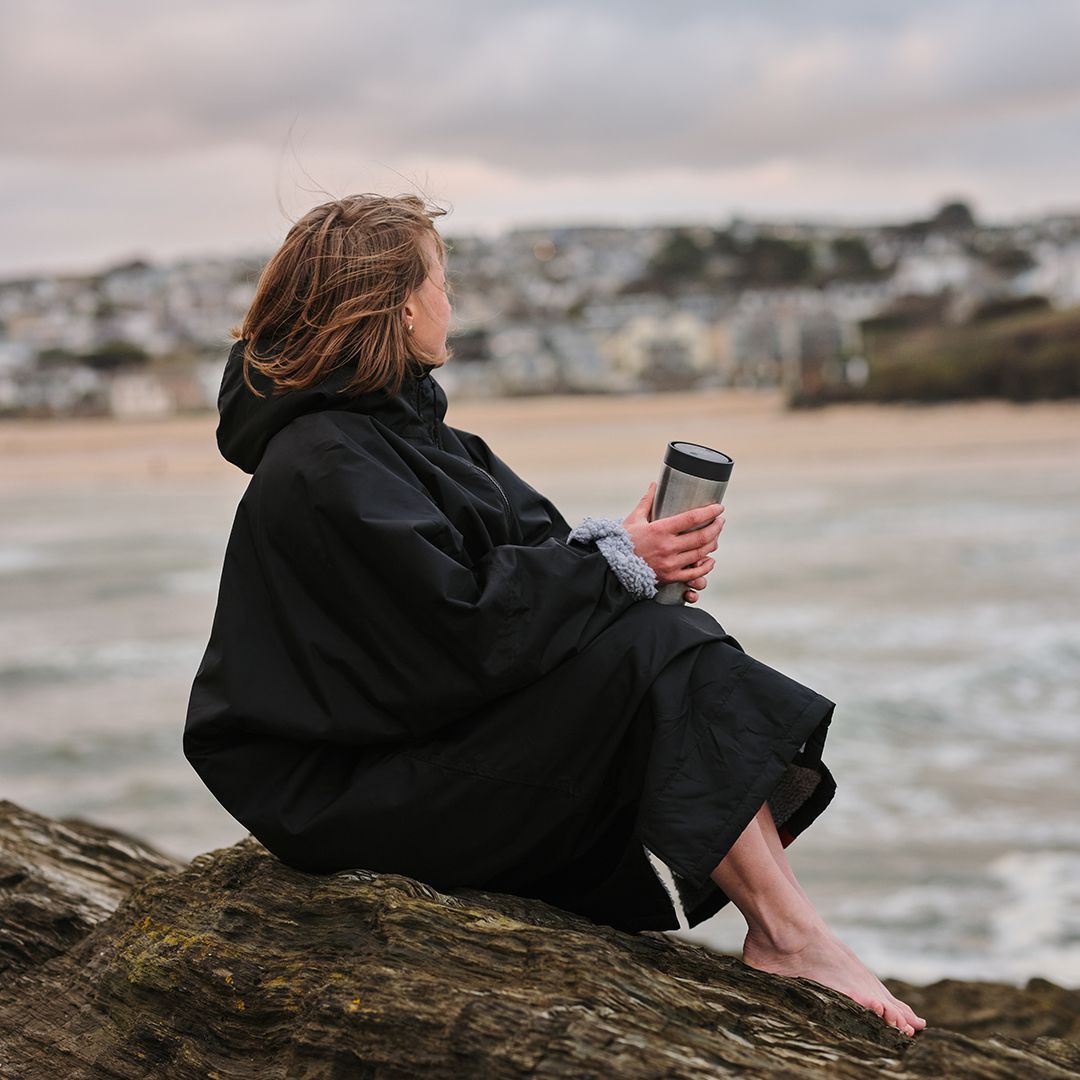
<box><xmin>2</xmin><ymin>392</ymin><xmax>1078</xmax><ymax>495</ymax></box>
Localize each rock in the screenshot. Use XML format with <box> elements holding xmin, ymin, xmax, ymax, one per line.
<box><xmin>0</xmin><ymin>798</ymin><xmax>184</xmax><ymax>976</ymax></box>
<box><xmin>883</xmin><ymin>976</ymin><xmax>1080</xmax><ymax>1045</ymax></box>
<box><xmin>0</xmin><ymin>800</ymin><xmax>1076</xmax><ymax>1078</ymax></box>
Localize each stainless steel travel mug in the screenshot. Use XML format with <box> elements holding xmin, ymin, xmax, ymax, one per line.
<box><xmin>650</xmin><ymin>441</ymin><xmax>734</xmax><ymax>606</ymax></box>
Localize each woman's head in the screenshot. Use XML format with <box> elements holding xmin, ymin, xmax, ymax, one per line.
<box><xmin>236</xmin><ymin>193</ymin><xmax>451</xmax><ymax>398</ymax></box>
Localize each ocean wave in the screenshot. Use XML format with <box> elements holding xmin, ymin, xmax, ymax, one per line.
<box><xmin>0</xmin><ymin>638</ymin><xmax>204</xmax><ymax>688</ymax></box>
<box><xmin>0</xmin><ymin>546</ymin><xmax>47</xmax><ymax>574</ymax></box>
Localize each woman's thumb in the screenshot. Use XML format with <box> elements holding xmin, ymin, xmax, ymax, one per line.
<box><xmin>625</xmin><ymin>482</ymin><xmax>654</xmax><ymax>525</ymax></box>
<box><xmin>638</xmin><ymin>481</ymin><xmax>656</xmax><ymax>516</ymax></box>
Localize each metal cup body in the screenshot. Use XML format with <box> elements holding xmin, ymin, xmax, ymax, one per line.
<box><xmin>651</xmin><ymin>465</ymin><xmax>729</xmax><ymax>605</ymax></box>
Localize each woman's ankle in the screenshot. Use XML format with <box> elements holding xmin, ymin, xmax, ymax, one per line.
<box><xmin>743</xmin><ymin>907</ymin><xmax>827</xmax><ymax>956</ymax></box>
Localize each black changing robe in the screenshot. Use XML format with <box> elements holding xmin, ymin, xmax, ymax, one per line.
<box><xmin>183</xmin><ymin>342</ymin><xmax>837</xmax><ymax>932</ymax></box>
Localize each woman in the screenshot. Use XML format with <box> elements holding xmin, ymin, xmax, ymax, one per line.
<box><xmin>184</xmin><ymin>193</ymin><xmax>925</xmax><ymax>1037</ymax></box>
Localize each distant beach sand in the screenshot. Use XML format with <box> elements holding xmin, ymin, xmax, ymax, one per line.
<box><xmin>2</xmin><ymin>391</ymin><xmax>1078</xmax><ymax>497</ymax></box>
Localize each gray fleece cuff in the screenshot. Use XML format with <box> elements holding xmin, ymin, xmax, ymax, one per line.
<box><xmin>567</xmin><ymin>516</ymin><xmax>658</xmax><ymax>600</ymax></box>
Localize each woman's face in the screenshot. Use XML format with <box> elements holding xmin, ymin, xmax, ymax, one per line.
<box><xmin>404</xmin><ymin>232</ymin><xmax>451</xmax><ymax>366</ymax></box>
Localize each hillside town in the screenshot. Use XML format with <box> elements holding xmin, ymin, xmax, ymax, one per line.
<box><xmin>2</xmin><ymin>200</ymin><xmax>1078</xmax><ymax>417</ymax></box>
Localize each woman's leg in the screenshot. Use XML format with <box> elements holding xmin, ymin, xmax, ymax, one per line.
<box><xmin>750</xmin><ymin>801</ymin><xmax>816</xmax><ymax>909</ymax></box>
<box><xmin>749</xmin><ymin>802</ymin><xmax>926</xmax><ymax>1031</ymax></box>
<box><xmin>708</xmin><ymin>802</ymin><xmax>926</xmax><ymax>1036</ymax></box>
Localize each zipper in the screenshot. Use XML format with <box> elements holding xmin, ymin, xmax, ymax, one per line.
<box><xmin>415</xmin><ymin>370</ymin><xmax>442</xmax><ymax>449</ymax></box>
<box><xmin>413</xmin><ymin>370</ymin><xmax>511</xmax><ymax>529</ymax></box>
<box><xmin>465</xmin><ymin>459</ymin><xmax>514</xmax><ymax>529</ymax></box>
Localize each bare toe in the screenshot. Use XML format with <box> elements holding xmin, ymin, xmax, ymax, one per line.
<box><xmin>889</xmin><ymin>994</ymin><xmax>926</xmax><ymax>1031</ymax></box>
<box><xmin>883</xmin><ymin>1003</ymin><xmax>915</xmax><ymax>1036</ymax></box>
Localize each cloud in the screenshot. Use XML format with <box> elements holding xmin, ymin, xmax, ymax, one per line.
<box><xmin>1</xmin><ymin>0</ymin><xmax>1078</xmax><ymax>272</ymax></box>
<box><xmin>5</xmin><ymin>1</ymin><xmax>1079</xmax><ymax>169</ymax></box>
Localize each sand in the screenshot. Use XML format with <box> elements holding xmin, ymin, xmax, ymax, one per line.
<box><xmin>1</xmin><ymin>391</ymin><xmax>1078</xmax><ymax>496</ymax></box>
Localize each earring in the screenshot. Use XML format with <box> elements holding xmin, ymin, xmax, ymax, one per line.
<box><xmin>408</xmin><ymin>324</ymin><xmax>414</xmax><ymax>333</ymax></box>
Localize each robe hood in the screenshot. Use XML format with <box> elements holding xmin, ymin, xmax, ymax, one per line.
<box><xmin>216</xmin><ymin>338</ymin><xmax>448</xmax><ymax>473</ymax></box>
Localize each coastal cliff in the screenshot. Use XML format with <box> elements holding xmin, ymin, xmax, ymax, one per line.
<box><xmin>1</xmin><ymin>799</ymin><xmax>1076</xmax><ymax>1078</ymax></box>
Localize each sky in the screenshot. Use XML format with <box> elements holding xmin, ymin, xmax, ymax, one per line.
<box><xmin>3</xmin><ymin>0</ymin><xmax>1080</xmax><ymax>276</ymax></box>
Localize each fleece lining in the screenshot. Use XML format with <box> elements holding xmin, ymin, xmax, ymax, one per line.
<box><xmin>568</xmin><ymin>516</ymin><xmax>659</xmax><ymax>600</ymax></box>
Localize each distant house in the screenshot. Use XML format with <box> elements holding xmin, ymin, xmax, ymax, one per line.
<box><xmin>730</xmin><ymin>289</ymin><xmax>848</xmax><ymax>397</ymax></box>
<box><xmin>108</xmin><ymin>373</ymin><xmax>173</xmax><ymax>419</ymax></box>
<box><xmin>1</xmin><ymin>206</ymin><xmax>1077</xmax><ymax>415</ymax></box>
<box><xmin>602</xmin><ymin>311</ymin><xmax>712</xmax><ymax>390</ymax></box>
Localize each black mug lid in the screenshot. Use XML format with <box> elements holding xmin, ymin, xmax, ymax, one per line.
<box><xmin>664</xmin><ymin>441</ymin><xmax>734</xmax><ymax>481</ymax></box>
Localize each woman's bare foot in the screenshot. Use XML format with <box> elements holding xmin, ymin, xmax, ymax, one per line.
<box><xmin>742</xmin><ymin>923</ymin><xmax>927</xmax><ymax>1037</ymax></box>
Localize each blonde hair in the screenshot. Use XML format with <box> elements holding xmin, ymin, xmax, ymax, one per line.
<box><xmin>236</xmin><ymin>193</ymin><xmax>448</xmax><ymax>398</ymax></box>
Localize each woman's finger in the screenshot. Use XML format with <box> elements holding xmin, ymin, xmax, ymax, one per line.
<box><xmin>668</xmin><ymin>515</ymin><xmax>725</xmax><ymax>556</ymax></box>
<box><xmin>664</xmin><ymin>502</ymin><xmax>722</xmax><ymax>536</ymax></box>
<box><xmin>671</xmin><ymin>557</ymin><xmax>715</xmax><ymax>580</ymax></box>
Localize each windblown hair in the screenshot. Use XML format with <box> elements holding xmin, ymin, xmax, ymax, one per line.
<box><xmin>235</xmin><ymin>193</ymin><xmax>448</xmax><ymax>398</ymax></box>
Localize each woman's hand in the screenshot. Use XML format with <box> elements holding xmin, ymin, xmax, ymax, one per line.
<box><xmin>622</xmin><ymin>482</ymin><xmax>725</xmax><ymax>603</ymax></box>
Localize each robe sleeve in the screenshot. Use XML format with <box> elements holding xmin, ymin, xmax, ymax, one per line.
<box><xmin>258</xmin><ymin>426</ymin><xmax>647</xmax><ymax>738</ymax></box>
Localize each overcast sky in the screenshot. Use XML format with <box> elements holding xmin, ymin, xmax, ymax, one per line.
<box><xmin>3</xmin><ymin>1</ymin><xmax>1079</xmax><ymax>276</ymax></box>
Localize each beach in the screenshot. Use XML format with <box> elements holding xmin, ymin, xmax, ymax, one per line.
<box><xmin>2</xmin><ymin>389</ymin><xmax>1078</xmax><ymax>985</ymax></box>
<box><xmin>3</xmin><ymin>390</ymin><xmax>1078</xmax><ymax>493</ymax></box>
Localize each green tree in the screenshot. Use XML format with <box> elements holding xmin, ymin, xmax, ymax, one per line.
<box><xmin>648</xmin><ymin>230</ymin><xmax>708</xmax><ymax>282</ymax></box>
<box><xmin>930</xmin><ymin>200</ymin><xmax>976</xmax><ymax>233</ymax></box>
<box><xmin>740</xmin><ymin>236</ymin><xmax>813</xmax><ymax>286</ymax></box>
<box><xmin>829</xmin><ymin>237</ymin><xmax>878</xmax><ymax>281</ymax></box>
<box><xmin>36</xmin><ymin>347</ymin><xmax>82</xmax><ymax>368</ymax></box>
<box><xmin>82</xmin><ymin>340</ymin><xmax>149</xmax><ymax>372</ymax></box>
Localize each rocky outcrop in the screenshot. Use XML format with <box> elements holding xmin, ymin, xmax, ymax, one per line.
<box><xmin>0</xmin><ymin>799</ymin><xmax>1076</xmax><ymax>1078</ymax></box>
<box><xmin>0</xmin><ymin>798</ymin><xmax>184</xmax><ymax>977</ymax></box>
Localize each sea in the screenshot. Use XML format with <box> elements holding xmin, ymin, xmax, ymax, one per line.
<box><xmin>1</xmin><ymin>402</ymin><xmax>1077</xmax><ymax>987</ymax></box>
